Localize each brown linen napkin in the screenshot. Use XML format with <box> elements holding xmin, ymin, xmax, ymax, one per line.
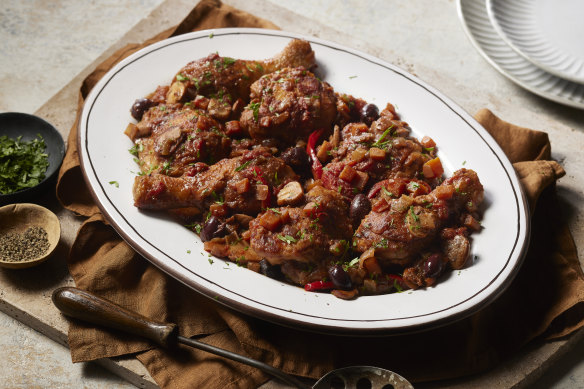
<box><xmin>56</xmin><ymin>1</ymin><xmax>584</xmax><ymax>387</ymax></box>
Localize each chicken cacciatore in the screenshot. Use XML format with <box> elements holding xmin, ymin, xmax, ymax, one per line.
<box><xmin>126</xmin><ymin>39</ymin><xmax>484</xmax><ymax>299</ymax></box>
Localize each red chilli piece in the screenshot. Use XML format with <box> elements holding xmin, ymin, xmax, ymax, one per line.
<box><xmin>307</xmin><ymin>129</ymin><xmax>324</xmax><ymax>179</ymax></box>
<box><xmin>304</xmin><ymin>280</ymin><xmax>334</xmax><ymax>292</ymax></box>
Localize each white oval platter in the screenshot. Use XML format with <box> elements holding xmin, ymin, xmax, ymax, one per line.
<box><xmin>79</xmin><ymin>28</ymin><xmax>529</xmax><ymax>335</ymax></box>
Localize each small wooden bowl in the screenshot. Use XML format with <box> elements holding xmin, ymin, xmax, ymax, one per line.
<box><xmin>0</xmin><ymin>203</ymin><xmax>61</xmax><ymax>269</ymax></box>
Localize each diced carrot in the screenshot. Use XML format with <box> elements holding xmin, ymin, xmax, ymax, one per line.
<box><xmin>225</xmin><ymin>120</ymin><xmax>243</xmax><ymax>136</ymax></box>
<box><xmin>210</xmin><ymin>203</ymin><xmax>228</xmax><ymax>218</ymax></box>
<box><xmin>371</xmin><ymin>198</ymin><xmax>389</xmax><ymax>213</ymax></box>
<box><xmin>434</xmin><ymin>184</ymin><xmax>454</xmax><ymax>200</ymax></box>
<box><xmin>421</xmin><ymin>136</ymin><xmax>436</xmax><ymax>148</ymax></box>
<box><xmin>422</xmin><ymin>157</ymin><xmax>444</xmax><ymax>178</ymax></box>
<box><xmin>259</xmin><ymin>211</ymin><xmax>283</xmax><ymax>231</ymax></box>
<box><xmin>352</xmin><ymin>170</ymin><xmax>369</xmax><ymax>191</ymax></box>
<box><xmin>349</xmin><ymin>148</ymin><xmax>367</xmax><ymax>164</ymax></box>
<box><xmin>234</xmin><ymin>178</ymin><xmax>250</xmax><ymax>194</ymax></box>
<box><xmin>369</xmin><ymin>147</ymin><xmax>386</xmax><ymax>161</ymax></box>
<box><xmin>339</xmin><ymin>165</ymin><xmax>357</xmax><ymax>182</ymax></box>
<box><xmin>316</xmin><ymin>140</ymin><xmax>332</xmax><ymax>162</ymax></box>
<box><xmin>193</xmin><ymin>95</ymin><xmax>209</xmax><ymax>110</ymax></box>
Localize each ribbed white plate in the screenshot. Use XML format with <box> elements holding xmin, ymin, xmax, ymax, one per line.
<box><xmin>457</xmin><ymin>0</ymin><xmax>584</xmax><ymax>109</ymax></box>
<box><xmin>487</xmin><ymin>0</ymin><xmax>584</xmax><ymax>84</ymax></box>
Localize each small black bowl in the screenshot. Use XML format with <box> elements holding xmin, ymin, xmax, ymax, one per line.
<box><xmin>0</xmin><ymin>112</ymin><xmax>65</xmax><ymax>205</ymax></box>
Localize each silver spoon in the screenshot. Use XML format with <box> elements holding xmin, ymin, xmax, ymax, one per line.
<box><xmin>52</xmin><ymin>287</ymin><xmax>413</xmax><ymax>389</ymax></box>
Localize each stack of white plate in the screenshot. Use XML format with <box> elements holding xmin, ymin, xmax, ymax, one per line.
<box><xmin>457</xmin><ymin>0</ymin><xmax>584</xmax><ymax>109</ymax></box>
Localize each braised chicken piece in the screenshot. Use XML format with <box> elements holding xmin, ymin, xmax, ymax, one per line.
<box><xmin>240</xmin><ymin>67</ymin><xmax>337</xmax><ymax>145</ymax></box>
<box><xmin>133</xmin><ymin>148</ymin><xmax>297</xmax><ymax>215</ymax></box>
<box><xmin>165</xmin><ymin>39</ymin><xmax>316</xmax><ymax>108</ymax></box>
<box><xmin>319</xmin><ymin>103</ymin><xmax>438</xmax><ymax>198</ymax></box>
<box><xmin>126</xmin><ymin>105</ymin><xmax>231</xmax><ymax>176</ymax></box>
<box><xmin>249</xmin><ymin>185</ymin><xmax>352</xmax><ymax>265</ymax></box>
<box><xmin>353</xmin><ymin>169</ymin><xmax>483</xmax><ymax>267</ymax></box>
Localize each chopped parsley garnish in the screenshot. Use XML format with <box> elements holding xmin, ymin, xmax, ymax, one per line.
<box><xmin>222</xmin><ymin>57</ymin><xmax>236</xmax><ymax>66</ymax></box>
<box><xmin>211</xmin><ymin>190</ymin><xmax>224</xmax><ymax>204</ymax></box>
<box><xmin>375</xmin><ymin>238</ymin><xmax>389</xmax><ymax>248</ymax></box>
<box><xmin>381</xmin><ymin>186</ymin><xmax>393</xmax><ymax>197</ymax></box>
<box><xmin>235</xmin><ymin>160</ymin><xmax>251</xmax><ymax>172</ymax></box>
<box><xmin>394</xmin><ymin>280</ymin><xmax>403</xmax><ymax>293</ymax></box>
<box><xmin>409</xmin><ymin>206</ymin><xmax>420</xmax><ymax>222</ymax></box>
<box><xmin>0</xmin><ymin>134</ymin><xmax>49</xmax><ymax>194</ymax></box>
<box><xmin>161</xmin><ymin>161</ymin><xmax>171</xmax><ymax>174</ymax></box>
<box><xmin>128</xmin><ymin>143</ymin><xmax>143</xmax><ymax>156</ymax></box>
<box><xmin>248</xmin><ymin>102</ymin><xmax>261</xmax><ymax>121</ymax></box>
<box><xmin>277</xmin><ymin>235</ymin><xmax>297</xmax><ymax>244</ymax></box>
<box><xmin>108</xmin><ymin>181</ymin><xmax>119</xmax><ymax>188</ymax></box>
<box><xmin>371</xmin><ymin>126</ymin><xmax>394</xmax><ymax>148</ymax></box>
<box><xmin>176</xmin><ymin>74</ymin><xmax>189</xmax><ymax>81</ymax></box>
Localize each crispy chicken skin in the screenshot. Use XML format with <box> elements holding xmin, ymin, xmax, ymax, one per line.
<box><xmin>240</xmin><ymin>67</ymin><xmax>337</xmax><ymax>144</ymax></box>
<box><xmin>249</xmin><ymin>185</ymin><xmax>353</xmax><ymax>265</ymax></box>
<box><xmin>133</xmin><ymin>148</ymin><xmax>297</xmax><ymax>214</ymax></box>
<box><xmin>165</xmin><ymin>39</ymin><xmax>316</xmax><ymax>105</ymax></box>
<box><xmin>131</xmin><ymin>105</ymin><xmax>231</xmax><ymax>176</ymax></box>
<box><xmin>353</xmin><ymin>169</ymin><xmax>483</xmax><ymax>266</ymax></box>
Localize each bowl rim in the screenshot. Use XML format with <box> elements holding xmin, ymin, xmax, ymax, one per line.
<box><xmin>0</xmin><ymin>202</ymin><xmax>61</xmax><ymax>268</ymax></box>
<box><xmin>0</xmin><ymin>112</ymin><xmax>65</xmax><ymax>202</ymax></box>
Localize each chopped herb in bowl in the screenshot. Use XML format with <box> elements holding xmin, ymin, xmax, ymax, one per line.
<box><xmin>0</xmin><ymin>134</ymin><xmax>49</xmax><ymax>195</ymax></box>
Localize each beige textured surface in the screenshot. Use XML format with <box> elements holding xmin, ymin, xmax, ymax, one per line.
<box><xmin>1</xmin><ymin>0</ymin><xmax>583</xmax><ymax>388</ymax></box>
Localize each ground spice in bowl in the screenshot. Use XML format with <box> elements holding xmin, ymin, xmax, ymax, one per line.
<box><xmin>0</xmin><ymin>226</ymin><xmax>50</xmax><ymax>262</ymax></box>
<box><xmin>0</xmin><ymin>203</ymin><xmax>60</xmax><ymax>269</ymax></box>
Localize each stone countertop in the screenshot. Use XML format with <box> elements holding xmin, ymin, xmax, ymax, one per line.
<box><xmin>1</xmin><ymin>0</ymin><xmax>583</xmax><ymax>388</ymax></box>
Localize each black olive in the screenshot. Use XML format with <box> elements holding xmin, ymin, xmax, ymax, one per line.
<box><xmin>280</xmin><ymin>147</ymin><xmax>310</xmax><ymax>173</ymax></box>
<box><xmin>200</xmin><ymin>216</ymin><xmax>226</xmax><ymax>242</ymax></box>
<box><xmin>259</xmin><ymin>259</ymin><xmax>283</xmax><ymax>280</ymax></box>
<box><xmin>423</xmin><ymin>254</ymin><xmax>444</xmax><ymax>279</ymax></box>
<box><xmin>328</xmin><ymin>264</ymin><xmax>352</xmax><ymax>290</ymax></box>
<box><xmin>350</xmin><ymin>194</ymin><xmax>371</xmax><ymax>223</ymax></box>
<box><xmin>130</xmin><ymin>98</ymin><xmax>155</xmax><ymax>121</ymax></box>
<box><xmin>360</xmin><ymin>103</ymin><xmax>380</xmax><ymax>126</ymax></box>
